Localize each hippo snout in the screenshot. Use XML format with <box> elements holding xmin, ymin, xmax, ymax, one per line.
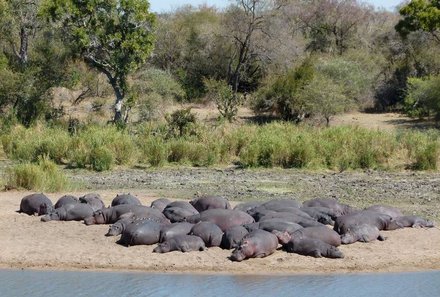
<box><xmin>40</xmin><ymin>215</ymin><xmax>51</xmax><ymax>222</ymax></box>
<box><xmin>230</xmin><ymin>250</ymin><xmax>245</xmax><ymax>262</ymax></box>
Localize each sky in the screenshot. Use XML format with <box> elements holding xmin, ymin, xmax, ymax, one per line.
<box><xmin>149</xmin><ymin>0</ymin><xmax>406</xmax><ymax>13</ymax></box>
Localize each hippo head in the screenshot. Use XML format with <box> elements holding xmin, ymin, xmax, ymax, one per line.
<box><xmin>230</xmin><ymin>240</ymin><xmax>253</xmax><ymax>262</ymax></box>
<box><xmin>327</xmin><ymin>246</ymin><xmax>345</xmax><ymax>259</ymax></box>
<box><xmin>340</xmin><ymin>233</ymin><xmax>356</xmax><ymax>245</ymax></box>
<box><xmin>106</xmin><ymin>223</ymin><xmax>123</xmax><ymax>237</ymax></box>
<box><xmin>153</xmin><ymin>242</ymin><xmax>170</xmax><ymax>253</ymax></box>
<box><xmin>85</xmin><ymin>209</ymin><xmax>105</xmax><ymax>225</ymax></box>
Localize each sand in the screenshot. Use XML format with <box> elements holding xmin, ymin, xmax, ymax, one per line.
<box><xmin>2</xmin><ymin>190</ymin><xmax>440</xmax><ymax>275</ymax></box>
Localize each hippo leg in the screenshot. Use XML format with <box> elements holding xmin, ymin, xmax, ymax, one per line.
<box><xmin>377</xmin><ymin>234</ymin><xmax>386</xmax><ymax>241</ymax></box>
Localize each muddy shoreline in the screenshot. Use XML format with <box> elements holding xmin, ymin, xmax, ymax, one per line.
<box><xmin>2</xmin><ymin>168</ymin><xmax>440</xmax><ymax>274</ymax></box>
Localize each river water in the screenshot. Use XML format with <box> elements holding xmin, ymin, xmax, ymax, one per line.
<box><xmin>1</xmin><ymin>269</ymin><xmax>440</xmax><ymax>297</ymax></box>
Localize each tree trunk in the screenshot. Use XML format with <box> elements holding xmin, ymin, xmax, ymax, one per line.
<box><xmin>19</xmin><ymin>27</ymin><xmax>29</xmax><ymax>64</ymax></box>
<box><xmin>112</xmin><ymin>84</ymin><xmax>125</xmax><ymax>123</ymax></box>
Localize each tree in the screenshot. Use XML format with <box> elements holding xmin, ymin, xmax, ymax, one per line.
<box><xmin>299</xmin><ymin>74</ymin><xmax>350</xmax><ymax>126</ymax></box>
<box><xmin>396</xmin><ymin>0</ymin><xmax>440</xmax><ymax>44</ymax></box>
<box><xmin>0</xmin><ymin>0</ymin><xmax>40</xmax><ymax>65</ymax></box>
<box><xmin>404</xmin><ymin>75</ymin><xmax>440</xmax><ymax>120</ymax></box>
<box><xmin>42</xmin><ymin>0</ymin><xmax>156</xmax><ymax>123</ymax></box>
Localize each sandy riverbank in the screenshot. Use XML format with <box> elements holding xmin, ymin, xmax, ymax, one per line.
<box><xmin>2</xmin><ymin>190</ymin><xmax>440</xmax><ymax>275</ymax></box>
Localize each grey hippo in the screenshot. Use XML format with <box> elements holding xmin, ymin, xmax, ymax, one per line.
<box><xmin>111</xmin><ymin>193</ymin><xmax>142</xmax><ymax>207</ymax></box>
<box><xmin>230</xmin><ymin>229</ymin><xmax>278</xmax><ymax>262</ymax></box>
<box><xmin>19</xmin><ymin>193</ymin><xmax>53</xmax><ymax>216</ymax></box>
<box><xmin>41</xmin><ymin>203</ymin><xmax>94</xmax><ymax>222</ymax></box>
<box><xmin>190</xmin><ymin>195</ymin><xmax>231</xmax><ymax>212</ymax></box>
<box><xmin>190</xmin><ymin>221</ymin><xmax>223</xmax><ymax>247</ymax></box>
<box><xmin>153</xmin><ymin>235</ymin><xmax>207</xmax><ymax>253</ymax></box>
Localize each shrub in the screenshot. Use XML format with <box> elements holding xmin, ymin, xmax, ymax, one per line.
<box><xmin>90</xmin><ymin>146</ymin><xmax>114</xmax><ymax>171</ymax></box>
<box><xmin>166</xmin><ymin>108</ymin><xmax>198</xmax><ymax>137</ymax></box>
<box><xmin>6</xmin><ymin>157</ymin><xmax>70</xmax><ymax>192</ymax></box>
<box><xmin>204</xmin><ymin>79</ymin><xmax>242</xmax><ymax>122</ymax></box>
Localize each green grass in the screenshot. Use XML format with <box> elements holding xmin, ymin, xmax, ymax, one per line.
<box><xmin>2</xmin><ymin>122</ymin><xmax>440</xmax><ymax>172</ymax></box>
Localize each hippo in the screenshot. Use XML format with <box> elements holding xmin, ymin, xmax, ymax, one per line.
<box><xmin>334</xmin><ymin>210</ymin><xmax>399</xmax><ymax>234</ymax></box>
<box><xmin>221</xmin><ymin>226</ymin><xmax>249</xmax><ymax>250</ymax></box>
<box><xmin>190</xmin><ymin>222</ymin><xmax>223</xmax><ymax>247</ymax></box>
<box><xmin>79</xmin><ymin>193</ymin><xmax>105</xmax><ymax>211</ymax></box>
<box><xmin>118</xmin><ymin>220</ymin><xmax>162</xmax><ymax>246</ymax></box>
<box><xmin>41</xmin><ymin>203</ymin><xmax>94</xmax><ymax>222</ymax></box>
<box><xmin>256</xmin><ymin>211</ymin><xmax>323</xmax><ymax>228</ymax></box>
<box><xmin>258</xmin><ymin>218</ymin><xmax>303</xmax><ymax>234</ymax></box>
<box><xmin>19</xmin><ymin>193</ymin><xmax>53</xmax><ymax>215</ymax></box>
<box><xmin>291</xmin><ymin>226</ymin><xmax>341</xmax><ymax>247</ymax></box>
<box><xmin>190</xmin><ymin>195</ymin><xmax>232</xmax><ymax>212</ymax></box>
<box><xmin>364</xmin><ymin>205</ymin><xmax>403</xmax><ymax>219</ymax></box>
<box><xmin>106</xmin><ymin>216</ymin><xmax>168</xmax><ymax>237</ymax></box>
<box><xmin>54</xmin><ymin>195</ymin><xmax>79</xmax><ymax>209</ymax></box>
<box><xmin>300</xmin><ymin>206</ymin><xmax>336</xmax><ymax>225</ymax></box>
<box><xmin>393</xmin><ymin>215</ymin><xmax>435</xmax><ymax>228</ymax></box>
<box><xmin>163</xmin><ymin>207</ymin><xmax>198</xmax><ymax>223</ymax></box>
<box><xmin>233</xmin><ymin>201</ymin><xmax>262</xmax><ymax>213</ymax></box>
<box><xmin>230</xmin><ymin>229</ymin><xmax>278</xmax><ymax>262</ymax></box>
<box><xmin>303</xmin><ymin>198</ymin><xmax>356</xmax><ymax>217</ymax></box>
<box><xmin>250</xmin><ymin>206</ymin><xmax>313</xmax><ymax>221</ymax></box>
<box><xmin>153</xmin><ymin>235</ymin><xmax>206</xmax><ymax>253</ymax></box>
<box><xmin>260</xmin><ymin>199</ymin><xmax>302</xmax><ymax>210</ymax></box>
<box><xmin>186</xmin><ymin>209</ymin><xmax>255</xmax><ymax>232</ymax></box>
<box><xmin>111</xmin><ymin>193</ymin><xmax>142</xmax><ymax>207</ymax></box>
<box><xmin>150</xmin><ymin>198</ymin><xmax>171</xmax><ymax>212</ymax></box>
<box><xmin>84</xmin><ymin>205</ymin><xmax>166</xmax><ymax>225</ymax></box>
<box><xmin>242</xmin><ymin>222</ymin><xmax>261</xmax><ymax>232</ymax></box>
<box><xmin>165</xmin><ymin>201</ymin><xmax>198</xmax><ymax>213</ymax></box>
<box><xmin>284</xmin><ymin>237</ymin><xmax>344</xmax><ymax>258</ymax></box>
<box><xmin>159</xmin><ymin>222</ymin><xmax>194</xmax><ymax>243</ymax></box>
<box><xmin>340</xmin><ymin>224</ymin><xmax>385</xmax><ymax>244</ymax></box>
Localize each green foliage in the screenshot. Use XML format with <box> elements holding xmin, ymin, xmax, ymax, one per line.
<box><xmin>253</xmin><ymin>59</ymin><xmax>314</xmax><ymax>121</ymax></box>
<box><xmin>90</xmin><ymin>146</ymin><xmax>114</xmax><ymax>171</ymax></box>
<box><xmin>396</xmin><ymin>0</ymin><xmax>440</xmax><ymax>41</ymax></box>
<box><xmin>298</xmin><ymin>74</ymin><xmax>350</xmax><ymax>126</ymax></box>
<box><xmin>404</xmin><ymin>75</ymin><xmax>440</xmax><ymax>119</ymax></box>
<box><xmin>6</xmin><ymin>157</ymin><xmax>70</xmax><ymax>192</ymax></box>
<box><xmin>204</xmin><ymin>79</ymin><xmax>241</xmax><ymax>122</ymax></box>
<box><xmin>41</xmin><ymin>0</ymin><xmax>156</xmax><ymax>122</ymax></box>
<box><xmin>165</xmin><ymin>108</ymin><xmax>198</xmax><ymax>137</ymax></box>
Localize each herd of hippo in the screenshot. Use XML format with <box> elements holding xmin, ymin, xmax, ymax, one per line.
<box><xmin>18</xmin><ymin>192</ymin><xmax>435</xmax><ymax>261</ymax></box>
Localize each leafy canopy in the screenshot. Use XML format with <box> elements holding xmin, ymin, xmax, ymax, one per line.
<box><xmin>396</xmin><ymin>0</ymin><xmax>440</xmax><ymax>42</ymax></box>
<box><xmin>41</xmin><ymin>0</ymin><xmax>156</xmax><ymax>98</ymax></box>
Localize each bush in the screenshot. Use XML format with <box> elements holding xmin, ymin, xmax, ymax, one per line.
<box><xmin>165</xmin><ymin>108</ymin><xmax>198</xmax><ymax>137</ymax></box>
<box><xmin>404</xmin><ymin>75</ymin><xmax>440</xmax><ymax>120</ymax></box>
<box><xmin>90</xmin><ymin>146</ymin><xmax>114</xmax><ymax>171</ymax></box>
<box><xmin>204</xmin><ymin>79</ymin><xmax>242</xmax><ymax>122</ymax></box>
<box><xmin>6</xmin><ymin>157</ymin><xmax>70</xmax><ymax>192</ymax></box>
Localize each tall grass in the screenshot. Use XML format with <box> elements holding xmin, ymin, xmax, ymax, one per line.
<box><xmin>6</xmin><ymin>157</ymin><xmax>70</xmax><ymax>192</ymax></box>
<box><xmin>2</xmin><ymin>122</ymin><xmax>440</xmax><ymax>171</ymax></box>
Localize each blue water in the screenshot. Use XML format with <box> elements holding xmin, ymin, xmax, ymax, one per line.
<box><xmin>1</xmin><ymin>269</ymin><xmax>440</xmax><ymax>297</ymax></box>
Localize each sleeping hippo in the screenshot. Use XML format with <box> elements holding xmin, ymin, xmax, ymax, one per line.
<box><xmin>221</xmin><ymin>226</ymin><xmax>249</xmax><ymax>250</ymax></box>
<box><xmin>106</xmin><ymin>216</ymin><xmax>168</xmax><ymax>237</ymax></box>
<box><xmin>84</xmin><ymin>205</ymin><xmax>166</xmax><ymax>225</ymax></box>
<box><xmin>303</xmin><ymin>198</ymin><xmax>356</xmax><ymax>217</ymax></box>
<box><xmin>186</xmin><ymin>209</ymin><xmax>254</xmax><ymax>232</ymax></box>
<box><xmin>150</xmin><ymin>198</ymin><xmax>171</xmax><ymax>212</ymax></box>
<box><xmin>340</xmin><ymin>224</ymin><xmax>386</xmax><ymax>244</ymax></box>
<box><xmin>233</xmin><ymin>201</ymin><xmax>262</xmax><ymax>213</ymax></box>
<box><xmin>290</xmin><ymin>226</ymin><xmax>341</xmax><ymax>247</ymax></box>
<box><xmin>190</xmin><ymin>222</ymin><xmax>223</xmax><ymax>247</ymax></box>
<box><xmin>153</xmin><ymin>235</ymin><xmax>207</xmax><ymax>253</ymax></box>
<box><xmin>393</xmin><ymin>215</ymin><xmax>434</xmax><ymax>228</ymax></box>
<box><xmin>118</xmin><ymin>220</ymin><xmax>162</xmax><ymax>246</ymax></box>
<box><xmin>258</xmin><ymin>218</ymin><xmax>303</xmax><ymax>234</ymax></box>
<box><xmin>230</xmin><ymin>229</ymin><xmax>278</xmax><ymax>262</ymax></box>
<box><xmin>283</xmin><ymin>237</ymin><xmax>344</xmax><ymax>259</ymax></box>
<box><xmin>165</xmin><ymin>201</ymin><xmax>198</xmax><ymax>213</ymax></box>
<box><xmin>256</xmin><ymin>211</ymin><xmax>323</xmax><ymax>228</ymax></box>
<box><xmin>41</xmin><ymin>203</ymin><xmax>94</xmax><ymax>222</ymax></box>
<box><xmin>190</xmin><ymin>195</ymin><xmax>231</xmax><ymax>212</ymax></box>
<box><xmin>19</xmin><ymin>193</ymin><xmax>53</xmax><ymax>216</ymax></box>
<box><xmin>159</xmin><ymin>222</ymin><xmax>194</xmax><ymax>243</ymax></box>
<box><xmin>111</xmin><ymin>193</ymin><xmax>142</xmax><ymax>207</ymax></box>
<box><xmin>300</xmin><ymin>206</ymin><xmax>337</xmax><ymax>225</ymax></box>
<box><xmin>54</xmin><ymin>195</ymin><xmax>79</xmax><ymax>209</ymax></box>
<box><xmin>163</xmin><ymin>207</ymin><xmax>198</xmax><ymax>223</ymax></box>
<box><xmin>364</xmin><ymin>205</ymin><xmax>403</xmax><ymax>219</ymax></box>
<box><xmin>79</xmin><ymin>193</ymin><xmax>105</xmax><ymax>211</ymax></box>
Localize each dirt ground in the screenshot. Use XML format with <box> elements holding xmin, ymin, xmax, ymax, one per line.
<box><xmin>2</xmin><ymin>190</ymin><xmax>440</xmax><ymax>275</ymax></box>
